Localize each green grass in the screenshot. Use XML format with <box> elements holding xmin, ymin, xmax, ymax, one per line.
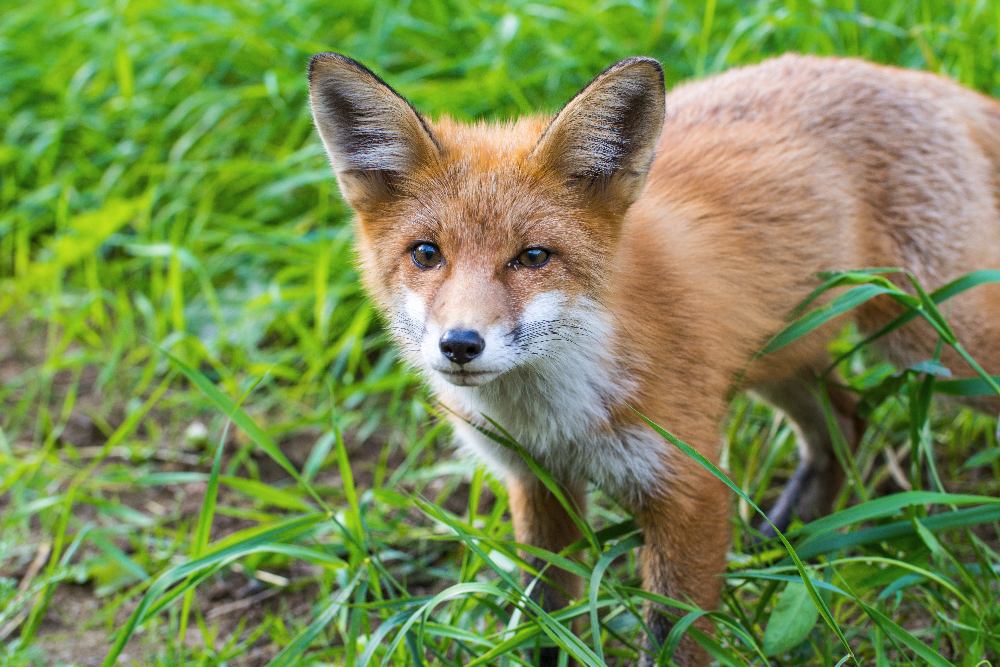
<box><xmin>2</xmin><ymin>0</ymin><xmax>999</xmax><ymax>664</ymax></box>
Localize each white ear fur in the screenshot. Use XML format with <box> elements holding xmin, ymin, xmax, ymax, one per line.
<box><xmin>532</xmin><ymin>57</ymin><xmax>666</xmax><ymax>204</ymax></box>
<box><xmin>308</xmin><ymin>53</ymin><xmax>439</xmax><ymax>207</ymax></box>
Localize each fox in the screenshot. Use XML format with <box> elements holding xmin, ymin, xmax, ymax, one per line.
<box><xmin>307</xmin><ymin>52</ymin><xmax>1000</xmax><ymax>665</ymax></box>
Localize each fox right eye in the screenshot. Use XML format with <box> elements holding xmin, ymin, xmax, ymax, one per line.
<box><xmin>411</xmin><ymin>242</ymin><xmax>443</xmax><ymax>269</ymax></box>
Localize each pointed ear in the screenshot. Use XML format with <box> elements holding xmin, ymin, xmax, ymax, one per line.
<box><xmin>531</xmin><ymin>57</ymin><xmax>665</xmax><ymax>209</ymax></box>
<box><xmin>308</xmin><ymin>53</ymin><xmax>440</xmax><ymax>210</ymax></box>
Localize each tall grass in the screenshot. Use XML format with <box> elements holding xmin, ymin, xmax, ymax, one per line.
<box><xmin>1</xmin><ymin>0</ymin><xmax>999</xmax><ymax>664</ymax></box>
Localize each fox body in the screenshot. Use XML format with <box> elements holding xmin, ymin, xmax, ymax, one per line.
<box><xmin>309</xmin><ymin>53</ymin><xmax>1000</xmax><ymax>665</ymax></box>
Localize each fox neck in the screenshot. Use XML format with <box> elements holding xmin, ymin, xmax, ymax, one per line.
<box><xmin>427</xmin><ymin>292</ymin><xmax>680</xmax><ymax>507</ymax></box>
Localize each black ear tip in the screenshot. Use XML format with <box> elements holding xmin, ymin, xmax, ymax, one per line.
<box><xmin>620</xmin><ymin>56</ymin><xmax>664</xmax><ymax>83</ymax></box>
<box><xmin>308</xmin><ymin>52</ymin><xmax>370</xmax><ymax>81</ymax></box>
<box><xmin>594</xmin><ymin>56</ymin><xmax>665</xmax><ymax>93</ymax></box>
<box><xmin>621</xmin><ymin>55</ymin><xmax>662</xmax><ymax>69</ymax></box>
<box><xmin>308</xmin><ymin>53</ymin><xmax>337</xmax><ymax>80</ymax></box>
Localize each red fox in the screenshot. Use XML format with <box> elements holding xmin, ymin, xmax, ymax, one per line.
<box><xmin>308</xmin><ymin>53</ymin><xmax>1000</xmax><ymax>665</ymax></box>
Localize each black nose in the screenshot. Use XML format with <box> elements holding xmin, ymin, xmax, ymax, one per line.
<box><xmin>439</xmin><ymin>329</ymin><xmax>485</xmax><ymax>365</ymax></box>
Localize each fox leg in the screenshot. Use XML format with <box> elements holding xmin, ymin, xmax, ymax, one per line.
<box><xmin>753</xmin><ymin>371</ymin><xmax>862</xmax><ymax>535</ymax></box>
<box><xmin>636</xmin><ymin>471</ymin><xmax>730</xmax><ymax>667</ymax></box>
<box><xmin>506</xmin><ymin>474</ymin><xmax>586</xmax><ymax>666</ymax></box>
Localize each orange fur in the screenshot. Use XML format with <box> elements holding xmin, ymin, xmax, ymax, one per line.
<box><xmin>309</xmin><ymin>53</ymin><xmax>1000</xmax><ymax>666</ymax></box>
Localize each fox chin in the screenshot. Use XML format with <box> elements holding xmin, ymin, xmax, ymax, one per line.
<box><xmin>307</xmin><ymin>51</ymin><xmax>1000</xmax><ymax>666</ymax></box>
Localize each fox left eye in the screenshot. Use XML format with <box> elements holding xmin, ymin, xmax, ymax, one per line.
<box><xmin>411</xmin><ymin>242</ymin><xmax>443</xmax><ymax>269</ymax></box>
<box><xmin>514</xmin><ymin>247</ymin><xmax>551</xmax><ymax>268</ymax></box>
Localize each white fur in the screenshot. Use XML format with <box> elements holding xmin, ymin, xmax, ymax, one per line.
<box><xmin>394</xmin><ymin>289</ymin><xmax>669</xmax><ymax>506</ymax></box>
<box><xmin>403</xmin><ymin>287</ymin><xmax>426</xmax><ymax>325</ymax></box>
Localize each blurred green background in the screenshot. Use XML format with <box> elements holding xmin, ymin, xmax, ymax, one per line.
<box><xmin>2</xmin><ymin>1</ymin><xmax>999</xmax><ymax>665</ymax></box>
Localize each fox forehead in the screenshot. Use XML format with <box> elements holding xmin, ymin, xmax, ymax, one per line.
<box><xmin>353</xmin><ymin>120</ymin><xmax>617</xmax><ymax>309</ymax></box>
<box><xmin>359</xmin><ymin>191</ymin><xmax>607</xmax><ymax>321</ymax></box>
<box><xmin>369</xmin><ymin>117</ymin><xmax>573</xmax><ymax>243</ymax></box>
<box><xmin>397</xmin><ymin>165</ymin><xmax>567</xmax><ymax>247</ymax></box>
<box><xmin>431</xmin><ymin>115</ymin><xmax>551</xmax><ymax>165</ymax></box>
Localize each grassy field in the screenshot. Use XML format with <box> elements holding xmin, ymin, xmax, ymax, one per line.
<box><xmin>2</xmin><ymin>0</ymin><xmax>1000</xmax><ymax>665</ymax></box>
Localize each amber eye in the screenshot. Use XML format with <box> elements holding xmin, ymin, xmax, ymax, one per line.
<box><xmin>411</xmin><ymin>242</ymin><xmax>443</xmax><ymax>269</ymax></box>
<box><xmin>515</xmin><ymin>247</ymin><xmax>551</xmax><ymax>268</ymax></box>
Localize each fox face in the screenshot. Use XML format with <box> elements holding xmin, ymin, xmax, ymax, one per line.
<box><xmin>308</xmin><ymin>54</ymin><xmax>666</xmax><ymax>393</ymax></box>
<box><xmin>356</xmin><ymin>138</ymin><xmax>611</xmax><ymax>387</ymax></box>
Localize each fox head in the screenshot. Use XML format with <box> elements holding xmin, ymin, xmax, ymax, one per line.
<box><xmin>308</xmin><ymin>54</ymin><xmax>665</xmax><ymax>388</ymax></box>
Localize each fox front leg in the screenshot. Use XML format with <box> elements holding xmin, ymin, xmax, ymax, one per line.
<box><xmin>636</xmin><ymin>473</ymin><xmax>730</xmax><ymax>667</ymax></box>
<box><xmin>506</xmin><ymin>474</ymin><xmax>587</xmax><ymax>666</ymax></box>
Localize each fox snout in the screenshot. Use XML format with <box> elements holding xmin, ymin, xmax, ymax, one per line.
<box><xmin>396</xmin><ymin>285</ymin><xmax>508</xmax><ymax>386</ymax></box>
<box><xmin>438</xmin><ymin>329</ymin><xmax>485</xmax><ymax>365</ymax></box>
<box><xmin>397</xmin><ymin>286</ymin><xmax>603</xmax><ymax>388</ymax></box>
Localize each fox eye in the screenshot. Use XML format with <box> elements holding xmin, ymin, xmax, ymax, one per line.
<box><xmin>514</xmin><ymin>247</ymin><xmax>551</xmax><ymax>268</ymax></box>
<box><xmin>411</xmin><ymin>242</ymin><xmax>443</xmax><ymax>269</ymax></box>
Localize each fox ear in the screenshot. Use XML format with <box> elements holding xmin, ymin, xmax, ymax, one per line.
<box><xmin>531</xmin><ymin>57</ymin><xmax>665</xmax><ymax>209</ymax></box>
<box><xmin>308</xmin><ymin>53</ymin><xmax>440</xmax><ymax>210</ymax></box>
